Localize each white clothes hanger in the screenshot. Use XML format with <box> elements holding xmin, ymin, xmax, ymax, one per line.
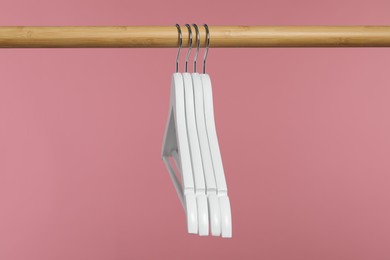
<box><xmin>182</xmin><ymin>24</ymin><xmax>209</xmax><ymax>236</ymax></box>
<box><xmin>200</xmin><ymin>24</ymin><xmax>232</xmax><ymax>238</ymax></box>
<box><xmin>201</xmin><ymin>73</ymin><xmax>232</xmax><ymax>237</ymax></box>
<box><xmin>162</xmin><ymin>24</ymin><xmax>232</xmax><ymax>238</ymax></box>
<box><xmin>161</xmin><ymin>25</ymin><xmax>198</xmax><ymax>234</ymax></box>
<box><xmin>191</xmin><ymin>24</ymin><xmax>221</xmax><ymax>236</ymax></box>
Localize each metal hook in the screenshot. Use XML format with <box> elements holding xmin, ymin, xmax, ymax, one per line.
<box><xmin>203</xmin><ymin>24</ymin><xmax>210</xmax><ymax>74</ymax></box>
<box><xmin>184</xmin><ymin>24</ymin><xmax>193</xmax><ymax>73</ymax></box>
<box><xmin>192</xmin><ymin>24</ymin><xmax>200</xmax><ymax>73</ymax></box>
<box><xmin>175</xmin><ymin>24</ymin><xmax>182</xmax><ymax>73</ymax></box>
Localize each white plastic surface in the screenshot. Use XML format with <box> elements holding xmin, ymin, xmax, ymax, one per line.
<box><xmin>161</xmin><ymin>72</ymin><xmax>232</xmax><ymax>237</ymax></box>
<box><xmin>200</xmin><ymin>74</ymin><xmax>227</xmax><ymax>192</ymax></box>
<box><xmin>182</xmin><ymin>72</ymin><xmax>209</xmax><ymax>234</ymax></box>
<box><xmin>192</xmin><ymin>73</ymin><xmax>217</xmax><ymax>190</ymax></box>
<box><xmin>192</xmin><ymin>72</ymin><xmax>221</xmax><ymax>236</ymax></box>
<box><xmin>219</xmin><ymin>196</ymin><xmax>232</xmax><ymax>238</ymax></box>
<box><xmin>185</xmin><ymin>193</ymin><xmax>198</xmax><ymax>234</ymax></box>
<box><xmin>197</xmin><ymin>194</ymin><xmax>209</xmax><ymax>236</ymax></box>
<box><xmin>161</xmin><ymin>73</ymin><xmax>198</xmax><ymax>234</ymax></box>
<box><xmin>208</xmin><ymin>194</ymin><xmax>221</xmax><ymax>236</ymax></box>
<box><xmin>200</xmin><ymin>73</ymin><xmax>232</xmax><ymax>238</ymax></box>
<box><xmin>183</xmin><ymin>73</ymin><xmax>206</xmax><ymax>190</ymax></box>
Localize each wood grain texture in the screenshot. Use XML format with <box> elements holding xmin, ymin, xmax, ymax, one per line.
<box><xmin>0</xmin><ymin>26</ymin><xmax>390</xmax><ymax>48</ymax></box>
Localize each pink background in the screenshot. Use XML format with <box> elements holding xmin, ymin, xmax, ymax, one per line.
<box><xmin>1</xmin><ymin>0</ymin><xmax>390</xmax><ymax>259</ymax></box>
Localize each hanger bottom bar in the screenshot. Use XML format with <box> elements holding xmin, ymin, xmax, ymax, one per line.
<box><xmin>0</xmin><ymin>26</ymin><xmax>390</xmax><ymax>48</ymax></box>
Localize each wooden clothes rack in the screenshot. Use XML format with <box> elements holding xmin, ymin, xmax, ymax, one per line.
<box><xmin>0</xmin><ymin>26</ymin><xmax>390</xmax><ymax>48</ymax></box>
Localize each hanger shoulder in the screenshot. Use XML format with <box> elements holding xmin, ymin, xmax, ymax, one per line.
<box><xmin>200</xmin><ymin>74</ymin><xmax>228</xmax><ymax>193</ymax></box>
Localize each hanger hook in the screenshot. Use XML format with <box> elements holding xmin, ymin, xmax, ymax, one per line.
<box><xmin>203</xmin><ymin>24</ymin><xmax>210</xmax><ymax>74</ymax></box>
<box><xmin>184</xmin><ymin>24</ymin><xmax>192</xmax><ymax>73</ymax></box>
<box><xmin>192</xmin><ymin>24</ymin><xmax>200</xmax><ymax>73</ymax></box>
<box><xmin>175</xmin><ymin>24</ymin><xmax>182</xmax><ymax>73</ymax></box>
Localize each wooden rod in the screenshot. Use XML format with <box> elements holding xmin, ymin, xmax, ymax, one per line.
<box><xmin>0</xmin><ymin>26</ymin><xmax>390</xmax><ymax>48</ymax></box>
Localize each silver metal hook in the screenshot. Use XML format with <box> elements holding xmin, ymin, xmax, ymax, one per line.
<box><xmin>175</xmin><ymin>24</ymin><xmax>182</xmax><ymax>73</ymax></box>
<box><xmin>192</xmin><ymin>24</ymin><xmax>200</xmax><ymax>73</ymax></box>
<box><xmin>184</xmin><ymin>24</ymin><xmax>192</xmax><ymax>73</ymax></box>
<box><xmin>203</xmin><ymin>24</ymin><xmax>210</xmax><ymax>74</ymax></box>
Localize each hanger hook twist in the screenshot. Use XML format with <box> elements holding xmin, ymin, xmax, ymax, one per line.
<box><xmin>175</xmin><ymin>24</ymin><xmax>182</xmax><ymax>73</ymax></box>
<box><xmin>192</xmin><ymin>24</ymin><xmax>200</xmax><ymax>73</ymax></box>
<box><xmin>203</xmin><ymin>24</ymin><xmax>210</xmax><ymax>74</ymax></box>
<box><xmin>184</xmin><ymin>24</ymin><xmax>192</xmax><ymax>73</ymax></box>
